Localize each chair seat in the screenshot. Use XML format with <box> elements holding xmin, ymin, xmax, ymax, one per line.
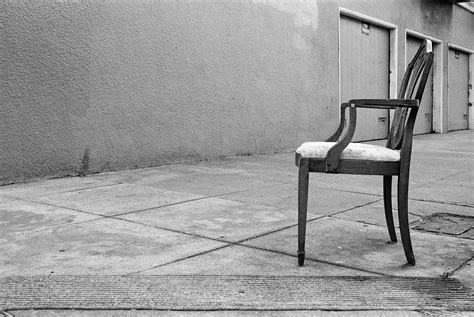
<box><xmin>296</xmin><ymin>142</ymin><xmax>400</xmax><ymax>162</ymax></box>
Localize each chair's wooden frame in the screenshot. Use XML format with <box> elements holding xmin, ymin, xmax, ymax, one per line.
<box><xmin>295</xmin><ymin>39</ymin><xmax>434</xmax><ymax>266</ymax></box>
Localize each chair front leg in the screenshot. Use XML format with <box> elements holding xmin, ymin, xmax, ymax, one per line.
<box><xmin>298</xmin><ymin>158</ymin><xmax>310</xmax><ymax>266</ymax></box>
<box><xmin>398</xmin><ymin>172</ymin><xmax>415</xmax><ymax>265</ymax></box>
<box><xmin>383</xmin><ymin>175</ymin><xmax>397</xmax><ymax>243</ymax></box>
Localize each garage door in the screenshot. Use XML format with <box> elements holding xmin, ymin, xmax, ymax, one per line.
<box><xmin>448</xmin><ymin>49</ymin><xmax>469</xmax><ymax>131</ymax></box>
<box><xmin>340</xmin><ymin>15</ymin><xmax>390</xmax><ymax>141</ymax></box>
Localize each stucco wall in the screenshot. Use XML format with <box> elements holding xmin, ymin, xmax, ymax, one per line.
<box><xmin>1</xmin><ymin>0</ymin><xmax>472</xmax><ymax>184</ymax></box>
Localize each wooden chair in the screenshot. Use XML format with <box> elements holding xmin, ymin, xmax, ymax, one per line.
<box><xmin>295</xmin><ymin>39</ymin><xmax>434</xmax><ymax>266</ymax></box>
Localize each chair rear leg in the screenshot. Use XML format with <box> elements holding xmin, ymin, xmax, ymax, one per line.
<box><xmin>383</xmin><ymin>175</ymin><xmax>397</xmax><ymax>243</ymax></box>
<box><xmin>298</xmin><ymin>159</ymin><xmax>309</xmax><ymax>266</ymax></box>
<box><xmin>398</xmin><ymin>174</ymin><xmax>415</xmax><ymax>265</ymax></box>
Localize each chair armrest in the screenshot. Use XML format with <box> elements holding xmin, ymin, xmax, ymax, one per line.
<box><xmin>325</xmin><ymin>99</ymin><xmax>418</xmax><ymax>173</ymax></box>
<box><xmin>326</xmin><ymin>103</ymin><xmax>349</xmax><ymax>142</ymax></box>
<box><xmin>349</xmin><ymin>99</ymin><xmax>419</xmax><ymax>109</ymax></box>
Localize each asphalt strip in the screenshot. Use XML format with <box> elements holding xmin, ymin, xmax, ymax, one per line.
<box><xmin>1</xmin><ymin>275</ymin><xmax>472</xmax><ymax>312</ymax></box>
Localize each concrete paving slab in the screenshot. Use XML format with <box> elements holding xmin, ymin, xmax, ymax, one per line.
<box><xmin>413</xmin><ymin>213</ymin><xmax>474</xmax><ymax>236</ymax></box>
<box><xmin>409</xmin><ymin>158</ymin><xmax>471</xmax><ymax>188</ymax></box>
<box><xmin>92</xmin><ymin>168</ymin><xmax>282</xmax><ymax>197</ymax></box>
<box><xmin>195</xmin><ymin>152</ymin><xmax>296</xmax><ymax>183</ymax></box>
<box><xmin>461</xmin><ymin>229</ymin><xmax>474</xmax><ymax>239</ymax></box>
<box><xmin>412</xmin><ymin>149</ymin><xmax>474</xmax><ymax>158</ymax></box>
<box><xmin>119</xmin><ymin>197</ymin><xmax>301</xmax><ymax>242</ymax></box>
<box><xmin>164</xmin><ymin>153</ymin><xmax>296</xmax><ymax>178</ymax></box>
<box><xmin>0</xmin><ymin>199</ymin><xmax>100</xmax><ymax>238</ymax></box>
<box><xmin>310</xmin><ymin>167</ymin><xmax>467</xmax><ymax>198</ymax></box>
<box><xmin>243</xmin><ymin>217</ymin><xmax>473</xmax><ymax>277</ymax></box>
<box><xmin>335</xmin><ymin>199</ymin><xmax>473</xmax><ymax>231</ymax></box>
<box><xmin>332</xmin><ymin>201</ymin><xmax>421</xmax><ymax>228</ymax></box>
<box><xmin>215</xmin><ymin>165</ymin><xmax>295</xmax><ymax>184</ymax></box>
<box><xmin>33</xmin><ymin>183</ymin><xmax>204</xmax><ymax>216</ymax></box>
<box><xmin>451</xmin><ymin>259</ymin><xmax>474</xmax><ymax>291</ymax></box>
<box><xmin>0</xmin><ymin>195</ymin><xmax>17</xmax><ymax>204</ymax></box>
<box><xmin>410</xmin><ymin>171</ymin><xmax>474</xmax><ymax>206</ymax></box>
<box><xmin>220</xmin><ymin>182</ymin><xmax>380</xmax><ymax>215</ymax></box>
<box><xmin>300</xmin><ymin>173</ymin><xmax>384</xmax><ymax>196</ymax></box>
<box><xmin>141</xmin><ymin>244</ymin><xmax>376</xmax><ymax>276</ymax></box>
<box><xmin>412</xmin><ymin>140</ymin><xmax>473</xmax><ymax>156</ymax></box>
<box><xmin>413</xmin><ymin>130</ymin><xmax>472</xmax><ymax>142</ymax></box>
<box><xmin>0</xmin><ymin>177</ymin><xmax>115</xmax><ymax>200</ymax></box>
<box><xmin>0</xmin><ymin>218</ymin><xmax>226</xmax><ymax>276</ymax></box>
<box><xmin>87</xmin><ymin>167</ymin><xmax>190</xmax><ymax>184</ymax></box>
<box><xmin>143</xmin><ymin>173</ymin><xmax>282</xmax><ymax>197</ymax></box>
<box><xmin>87</xmin><ymin>161</ymin><xmax>277</xmax><ymax>183</ymax></box>
<box><xmin>195</xmin><ymin>152</ymin><xmax>295</xmax><ymax>170</ymax></box>
<box><xmin>411</xmin><ymin>132</ymin><xmax>472</xmax><ymax>156</ymax></box>
<box><xmin>400</xmin><ymin>199</ymin><xmax>474</xmax><ymax>218</ymax></box>
<box><xmin>325</xmin><ymin>173</ymin><xmax>473</xmax><ymax>218</ymax></box>
<box><xmin>412</xmin><ymin>132</ymin><xmax>473</xmax><ymax>149</ymax></box>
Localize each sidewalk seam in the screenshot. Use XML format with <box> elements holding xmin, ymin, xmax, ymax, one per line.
<box><xmin>441</xmin><ymin>256</ymin><xmax>473</xmax><ymax>279</ymax></box>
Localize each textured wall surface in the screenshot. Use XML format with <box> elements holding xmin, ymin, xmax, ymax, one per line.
<box><xmin>1</xmin><ymin>0</ymin><xmax>472</xmax><ymax>184</ymax></box>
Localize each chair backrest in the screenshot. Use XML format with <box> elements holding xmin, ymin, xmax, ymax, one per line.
<box><xmin>387</xmin><ymin>39</ymin><xmax>434</xmax><ymax>150</ymax></box>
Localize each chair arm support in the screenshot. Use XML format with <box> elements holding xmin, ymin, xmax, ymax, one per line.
<box><xmin>326</xmin><ymin>105</ymin><xmax>357</xmax><ymax>173</ymax></box>
<box><xmin>349</xmin><ymin>99</ymin><xmax>419</xmax><ymax>109</ymax></box>
<box><xmin>326</xmin><ymin>103</ymin><xmax>349</xmax><ymax>142</ymax></box>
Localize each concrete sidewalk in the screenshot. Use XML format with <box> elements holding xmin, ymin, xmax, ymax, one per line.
<box><xmin>1</xmin><ymin>131</ymin><xmax>473</xmax><ymax>315</ymax></box>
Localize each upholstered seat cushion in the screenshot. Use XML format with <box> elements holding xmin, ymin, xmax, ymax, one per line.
<box><xmin>296</xmin><ymin>142</ymin><xmax>400</xmax><ymax>162</ymax></box>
